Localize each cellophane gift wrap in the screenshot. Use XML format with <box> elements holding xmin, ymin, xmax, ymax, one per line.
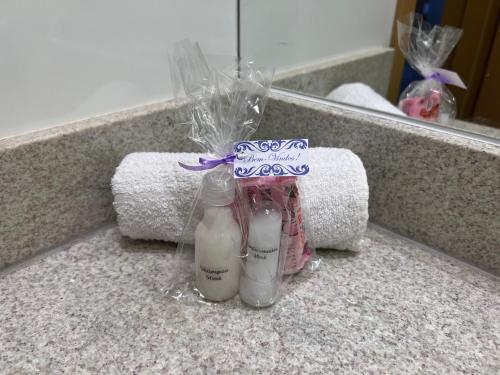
<box><xmin>166</xmin><ymin>40</ymin><xmax>319</xmax><ymax>307</ymax></box>
<box><xmin>397</xmin><ymin>13</ymin><xmax>466</xmax><ymax>123</ymax></box>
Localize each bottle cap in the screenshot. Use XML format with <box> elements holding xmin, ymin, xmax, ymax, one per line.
<box><xmin>200</xmin><ymin>168</ymin><xmax>235</xmax><ymax>206</ymax></box>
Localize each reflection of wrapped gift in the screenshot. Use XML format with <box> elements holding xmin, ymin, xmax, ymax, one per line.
<box><xmin>400</xmin><ymin>90</ymin><xmax>441</xmax><ymax>121</ymax></box>
<box><xmin>396</xmin><ymin>13</ymin><xmax>465</xmax><ymax>123</ymax></box>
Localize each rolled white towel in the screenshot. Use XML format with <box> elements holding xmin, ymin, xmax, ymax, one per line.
<box><xmin>327</xmin><ymin>82</ymin><xmax>405</xmax><ymax>117</ymax></box>
<box><xmin>112</xmin><ymin>148</ymin><xmax>369</xmax><ymax>250</ymax></box>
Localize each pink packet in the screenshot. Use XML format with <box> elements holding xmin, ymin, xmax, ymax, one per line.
<box><xmin>281</xmin><ymin>182</ymin><xmax>311</xmax><ymax>274</ymax></box>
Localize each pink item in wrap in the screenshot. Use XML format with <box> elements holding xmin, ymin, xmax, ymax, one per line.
<box><xmin>400</xmin><ymin>90</ymin><xmax>441</xmax><ymax>121</ymax></box>
<box><xmin>282</xmin><ymin>182</ymin><xmax>311</xmax><ymax>274</ymax></box>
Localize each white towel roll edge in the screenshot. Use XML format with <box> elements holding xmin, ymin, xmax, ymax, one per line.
<box><xmin>112</xmin><ymin>148</ymin><xmax>369</xmax><ymax>250</ymax></box>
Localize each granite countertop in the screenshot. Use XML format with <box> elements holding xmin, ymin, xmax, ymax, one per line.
<box><xmin>1</xmin><ymin>225</ymin><xmax>499</xmax><ymax>374</ymax></box>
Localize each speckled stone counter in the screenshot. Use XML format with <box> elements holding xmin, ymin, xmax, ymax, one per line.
<box><xmin>1</xmin><ymin>225</ymin><xmax>499</xmax><ymax>374</ymax></box>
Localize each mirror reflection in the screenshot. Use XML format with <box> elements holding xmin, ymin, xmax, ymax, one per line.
<box><xmin>240</xmin><ymin>0</ymin><xmax>500</xmax><ymax>139</ymax></box>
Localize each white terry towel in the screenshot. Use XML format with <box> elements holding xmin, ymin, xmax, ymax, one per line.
<box><xmin>327</xmin><ymin>82</ymin><xmax>406</xmax><ymax>117</ymax></box>
<box><xmin>112</xmin><ymin>148</ymin><xmax>369</xmax><ymax>250</ymax></box>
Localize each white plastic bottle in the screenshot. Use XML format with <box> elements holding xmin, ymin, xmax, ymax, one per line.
<box><xmin>239</xmin><ymin>199</ymin><xmax>282</xmax><ymax>307</ymax></box>
<box><xmin>195</xmin><ymin>170</ymin><xmax>242</xmax><ymax>302</ymax></box>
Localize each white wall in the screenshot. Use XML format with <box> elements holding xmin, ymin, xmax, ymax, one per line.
<box><xmin>0</xmin><ymin>0</ymin><xmax>237</xmax><ymax>139</ymax></box>
<box><xmin>240</xmin><ymin>0</ymin><xmax>397</xmax><ymax>72</ymax></box>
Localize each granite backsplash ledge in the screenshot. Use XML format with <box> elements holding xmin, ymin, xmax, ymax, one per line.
<box><xmin>1</xmin><ymin>91</ymin><xmax>499</xmax><ymax>275</ymax></box>
<box><xmin>0</xmin><ymin>101</ymin><xmax>196</xmax><ymax>268</ymax></box>
<box><xmin>255</xmin><ymin>92</ymin><xmax>500</xmax><ymax>274</ymax></box>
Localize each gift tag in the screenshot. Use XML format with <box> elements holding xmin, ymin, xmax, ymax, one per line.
<box><xmin>233</xmin><ymin>139</ymin><xmax>310</xmax><ymax>178</ymax></box>
<box><xmin>432</xmin><ymin>68</ymin><xmax>467</xmax><ymax>89</ymax></box>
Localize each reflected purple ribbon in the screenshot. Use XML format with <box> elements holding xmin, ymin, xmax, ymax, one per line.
<box><xmin>178</xmin><ymin>154</ymin><xmax>236</xmax><ymax>171</ymax></box>
<box><xmin>426</xmin><ymin>71</ymin><xmax>451</xmax><ymax>85</ymax></box>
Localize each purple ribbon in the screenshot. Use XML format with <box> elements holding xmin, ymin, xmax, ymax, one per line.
<box><xmin>178</xmin><ymin>154</ymin><xmax>236</xmax><ymax>171</ymax></box>
<box><xmin>426</xmin><ymin>71</ymin><xmax>451</xmax><ymax>85</ymax></box>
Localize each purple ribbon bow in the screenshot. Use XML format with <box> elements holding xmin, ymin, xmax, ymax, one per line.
<box><xmin>178</xmin><ymin>154</ymin><xmax>236</xmax><ymax>171</ymax></box>
<box><xmin>426</xmin><ymin>71</ymin><xmax>452</xmax><ymax>85</ymax></box>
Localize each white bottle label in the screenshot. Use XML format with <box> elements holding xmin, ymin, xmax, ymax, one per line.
<box><xmin>246</xmin><ymin>243</ymin><xmax>279</xmax><ymax>282</ymax></box>
<box><xmin>199</xmin><ymin>266</ymin><xmax>229</xmax><ymax>281</ymax></box>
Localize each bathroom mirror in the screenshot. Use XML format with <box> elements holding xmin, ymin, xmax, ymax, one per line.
<box><xmin>239</xmin><ymin>0</ymin><xmax>500</xmax><ymax>140</ymax></box>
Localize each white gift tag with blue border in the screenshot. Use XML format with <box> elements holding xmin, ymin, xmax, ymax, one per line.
<box><xmin>233</xmin><ymin>139</ymin><xmax>310</xmax><ymax>178</ymax></box>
